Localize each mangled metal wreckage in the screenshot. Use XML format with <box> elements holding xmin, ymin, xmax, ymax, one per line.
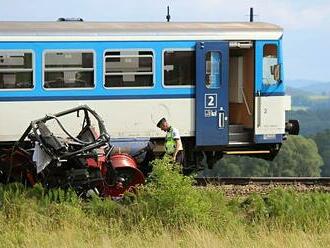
<box><xmin>0</xmin><ymin>105</ymin><xmax>146</xmax><ymax>198</ymax></box>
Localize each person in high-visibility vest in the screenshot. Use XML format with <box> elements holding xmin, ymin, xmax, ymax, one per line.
<box><xmin>157</xmin><ymin>117</ymin><xmax>184</xmax><ymax>166</ymax></box>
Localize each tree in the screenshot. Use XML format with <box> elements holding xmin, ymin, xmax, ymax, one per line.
<box><xmin>271</xmin><ymin>136</ymin><xmax>323</xmax><ymax>177</ymax></box>
<box><xmin>313</xmin><ymin>129</ymin><xmax>330</xmax><ymax>176</ymax></box>
<box><xmin>201</xmin><ymin>136</ymin><xmax>323</xmax><ymax>177</ymax></box>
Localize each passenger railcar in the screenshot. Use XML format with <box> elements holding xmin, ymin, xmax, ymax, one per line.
<box><xmin>0</xmin><ymin>21</ymin><xmax>298</xmax><ymax>170</ymax></box>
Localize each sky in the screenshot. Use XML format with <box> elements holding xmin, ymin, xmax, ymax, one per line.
<box><xmin>0</xmin><ymin>0</ymin><xmax>329</xmax><ymax>82</ymax></box>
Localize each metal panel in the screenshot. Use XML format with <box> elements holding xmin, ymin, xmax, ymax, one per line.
<box><xmin>255</xmin><ymin>134</ymin><xmax>283</xmax><ymax>144</ymax></box>
<box><xmin>254</xmin><ymin>95</ymin><xmax>291</xmax><ymax>136</ymax></box>
<box><xmin>196</xmin><ymin>41</ymin><xmax>229</xmax><ymax>146</ymax></box>
<box><xmin>229</xmin><ymin>56</ymin><xmax>243</xmax><ymax>103</ymax></box>
<box><xmin>255</xmin><ymin>40</ymin><xmax>285</xmax><ymax>95</ymax></box>
<box><xmin>0</xmin><ymin>22</ymin><xmax>283</xmax><ymax>41</ymax></box>
<box><xmin>0</xmin><ymin>98</ymin><xmax>195</xmax><ymax>141</ymax></box>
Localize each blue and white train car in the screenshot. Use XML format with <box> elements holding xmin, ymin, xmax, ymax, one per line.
<box><xmin>0</xmin><ymin>21</ymin><xmax>298</xmax><ymax>169</ymax></box>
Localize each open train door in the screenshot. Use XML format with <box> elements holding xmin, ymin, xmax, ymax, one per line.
<box><xmin>195</xmin><ymin>41</ymin><xmax>229</xmax><ymax>147</ymax></box>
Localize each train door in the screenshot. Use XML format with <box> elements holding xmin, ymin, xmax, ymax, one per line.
<box><xmin>195</xmin><ymin>41</ymin><xmax>229</xmax><ymax>146</ymax></box>
<box><xmin>254</xmin><ymin>40</ymin><xmax>289</xmax><ymax>144</ymax></box>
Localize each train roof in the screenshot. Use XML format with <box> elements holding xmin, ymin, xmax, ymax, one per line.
<box><xmin>0</xmin><ymin>21</ymin><xmax>283</xmax><ymax>41</ymax></box>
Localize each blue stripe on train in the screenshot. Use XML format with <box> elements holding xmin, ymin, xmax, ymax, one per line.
<box><xmin>0</xmin><ymin>94</ymin><xmax>194</xmax><ymax>101</ymax></box>
<box><xmin>254</xmin><ymin>134</ymin><xmax>284</xmax><ymax>144</ymax></box>
<box><xmin>0</xmin><ymin>40</ymin><xmax>285</xmax><ymax>100</ymax></box>
<box><xmin>0</xmin><ymin>40</ymin><xmax>196</xmax><ymax>99</ymax></box>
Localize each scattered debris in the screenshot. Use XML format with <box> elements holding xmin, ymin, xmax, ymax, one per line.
<box><xmin>0</xmin><ymin>105</ymin><xmax>145</xmax><ymax>199</ymax></box>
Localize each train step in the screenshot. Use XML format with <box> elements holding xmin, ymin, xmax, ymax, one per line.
<box><xmin>229</xmin><ymin>132</ymin><xmax>251</xmax><ymax>142</ymax></box>
<box><xmin>229</xmin><ymin>125</ymin><xmax>252</xmax><ymax>143</ymax></box>
<box><xmin>229</xmin><ymin>124</ymin><xmax>245</xmax><ymax>133</ymax></box>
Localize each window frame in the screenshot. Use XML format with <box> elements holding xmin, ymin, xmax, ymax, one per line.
<box><xmin>103</xmin><ymin>48</ymin><xmax>155</xmax><ymax>89</ymax></box>
<box><xmin>162</xmin><ymin>48</ymin><xmax>196</xmax><ymax>88</ymax></box>
<box><xmin>0</xmin><ymin>49</ymin><xmax>35</xmax><ymax>91</ymax></box>
<box><xmin>42</xmin><ymin>49</ymin><xmax>96</xmax><ymax>90</ymax></box>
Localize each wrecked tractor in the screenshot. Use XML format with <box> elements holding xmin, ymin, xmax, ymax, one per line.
<box><xmin>0</xmin><ymin>105</ymin><xmax>145</xmax><ymax>198</ymax></box>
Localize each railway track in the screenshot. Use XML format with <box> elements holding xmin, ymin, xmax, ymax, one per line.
<box><xmin>195</xmin><ymin>177</ymin><xmax>330</xmax><ymax>186</ymax></box>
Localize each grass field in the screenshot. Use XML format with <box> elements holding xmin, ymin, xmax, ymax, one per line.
<box><xmin>3</xmin><ymin>225</ymin><xmax>328</xmax><ymax>248</ymax></box>
<box><xmin>1</xmin><ymin>157</ymin><xmax>330</xmax><ymax>247</ymax></box>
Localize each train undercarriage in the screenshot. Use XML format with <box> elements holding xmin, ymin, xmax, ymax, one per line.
<box><xmin>150</xmin><ymin>136</ymin><xmax>283</xmax><ymax>174</ymax></box>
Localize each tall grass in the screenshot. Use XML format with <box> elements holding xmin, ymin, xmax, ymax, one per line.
<box><xmin>0</xmin><ymin>158</ymin><xmax>330</xmax><ymax>247</ymax></box>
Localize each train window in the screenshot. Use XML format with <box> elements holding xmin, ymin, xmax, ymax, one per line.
<box><xmin>104</xmin><ymin>50</ymin><xmax>153</xmax><ymax>88</ymax></box>
<box><xmin>263</xmin><ymin>44</ymin><xmax>279</xmax><ymax>85</ymax></box>
<box><xmin>44</xmin><ymin>51</ymin><xmax>94</xmax><ymax>89</ymax></box>
<box><xmin>163</xmin><ymin>50</ymin><xmax>195</xmax><ymax>86</ymax></box>
<box><xmin>0</xmin><ymin>51</ymin><xmax>33</xmax><ymax>89</ymax></box>
<box><xmin>205</xmin><ymin>51</ymin><xmax>221</xmax><ymax>89</ymax></box>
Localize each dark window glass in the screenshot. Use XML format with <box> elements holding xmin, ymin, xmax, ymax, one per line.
<box><xmin>164</xmin><ymin>51</ymin><xmax>195</xmax><ymax>86</ymax></box>
<box><xmin>104</xmin><ymin>51</ymin><xmax>153</xmax><ymax>88</ymax></box>
<box><xmin>0</xmin><ymin>52</ymin><xmax>33</xmax><ymax>89</ymax></box>
<box><xmin>205</xmin><ymin>51</ymin><xmax>221</xmax><ymax>89</ymax></box>
<box><xmin>44</xmin><ymin>52</ymin><xmax>94</xmax><ymax>88</ymax></box>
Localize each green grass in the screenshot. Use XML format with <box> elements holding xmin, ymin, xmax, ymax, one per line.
<box><xmin>0</xmin><ymin>157</ymin><xmax>330</xmax><ymax>247</ymax></box>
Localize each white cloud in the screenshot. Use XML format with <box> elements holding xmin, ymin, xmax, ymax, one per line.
<box><xmin>0</xmin><ymin>0</ymin><xmax>329</xmax><ymax>31</ymax></box>
<box><xmin>167</xmin><ymin>0</ymin><xmax>330</xmax><ymax>31</ymax></box>
<box><xmin>0</xmin><ymin>0</ymin><xmax>329</xmax><ymax>80</ymax></box>
<box><xmin>123</xmin><ymin>0</ymin><xmax>330</xmax><ymax>31</ymax></box>
<box><xmin>254</xmin><ymin>0</ymin><xmax>330</xmax><ymax>30</ymax></box>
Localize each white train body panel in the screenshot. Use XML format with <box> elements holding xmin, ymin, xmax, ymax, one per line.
<box><xmin>255</xmin><ymin>95</ymin><xmax>291</xmax><ymax>135</ymax></box>
<box><xmin>0</xmin><ymin>99</ymin><xmax>195</xmax><ymax>141</ymax></box>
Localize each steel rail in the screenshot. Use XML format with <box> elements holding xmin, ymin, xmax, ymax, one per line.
<box><xmin>195</xmin><ymin>177</ymin><xmax>330</xmax><ymax>186</ymax></box>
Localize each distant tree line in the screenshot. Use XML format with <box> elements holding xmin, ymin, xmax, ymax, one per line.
<box><xmin>291</xmin><ymin>95</ymin><xmax>330</xmax><ymax>110</ymax></box>
<box><xmin>201</xmin><ymin>136</ymin><xmax>324</xmax><ymax>177</ymax></box>
<box><xmin>290</xmin><ymin>109</ymin><xmax>330</xmax><ymax>135</ymax></box>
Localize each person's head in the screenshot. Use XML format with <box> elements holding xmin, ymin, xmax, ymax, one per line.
<box><xmin>157</xmin><ymin>117</ymin><xmax>170</xmax><ymax>132</ymax></box>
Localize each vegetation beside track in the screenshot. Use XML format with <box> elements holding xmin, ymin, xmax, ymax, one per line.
<box><xmin>0</xmin><ymin>157</ymin><xmax>330</xmax><ymax>247</ymax></box>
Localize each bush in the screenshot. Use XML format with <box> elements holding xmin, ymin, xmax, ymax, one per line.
<box><xmin>240</xmin><ymin>188</ymin><xmax>330</xmax><ymax>231</ymax></box>
<box><xmin>1</xmin><ymin>157</ymin><xmax>330</xmax><ymax>246</ymax></box>
<box><xmin>128</xmin><ymin>156</ymin><xmax>213</xmax><ymax>228</ymax></box>
<box><xmin>82</xmin><ymin>157</ymin><xmax>238</xmax><ymax>231</ymax></box>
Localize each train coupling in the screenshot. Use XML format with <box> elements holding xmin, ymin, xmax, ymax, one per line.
<box><xmin>285</xmin><ymin>120</ymin><xmax>300</xmax><ymax>135</ymax></box>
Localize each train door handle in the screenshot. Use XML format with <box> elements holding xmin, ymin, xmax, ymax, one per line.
<box><xmin>257</xmin><ymin>97</ymin><xmax>261</xmax><ymax>127</ymax></box>
<box><xmin>218</xmin><ymin>111</ymin><xmax>225</xmax><ymax>128</ymax></box>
